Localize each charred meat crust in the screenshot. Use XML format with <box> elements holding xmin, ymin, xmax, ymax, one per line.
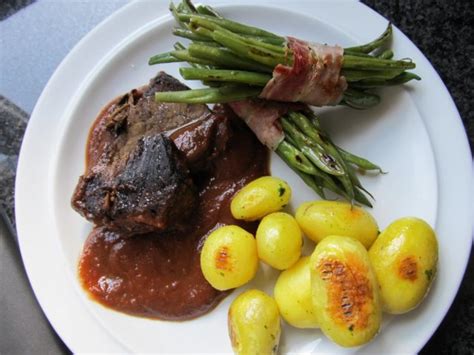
<box><xmin>71</xmin><ymin>72</ymin><xmax>231</xmax><ymax>235</ymax></box>
<box><xmin>72</xmin><ymin>134</ymin><xmax>197</xmax><ymax>235</ymax></box>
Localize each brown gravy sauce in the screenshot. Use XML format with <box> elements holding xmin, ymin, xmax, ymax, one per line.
<box><xmin>78</xmin><ymin>105</ymin><xmax>269</xmax><ymax>320</ymax></box>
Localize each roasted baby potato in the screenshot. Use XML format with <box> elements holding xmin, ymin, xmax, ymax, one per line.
<box><xmin>311</xmin><ymin>235</ymin><xmax>381</xmax><ymax>347</ymax></box>
<box><xmin>256</xmin><ymin>212</ymin><xmax>302</xmax><ymax>270</ymax></box>
<box><xmin>369</xmin><ymin>217</ymin><xmax>438</xmax><ymax>314</ymax></box>
<box><xmin>296</xmin><ymin>200</ymin><xmax>378</xmax><ymax>248</ymax></box>
<box><xmin>231</xmin><ymin>176</ymin><xmax>291</xmax><ymax>221</ymax></box>
<box><xmin>200</xmin><ymin>225</ymin><xmax>258</xmax><ymax>291</ymax></box>
<box><xmin>274</xmin><ymin>256</ymin><xmax>318</xmax><ymax>328</ymax></box>
<box><xmin>228</xmin><ymin>289</ymin><xmax>281</xmax><ymax>355</ymax></box>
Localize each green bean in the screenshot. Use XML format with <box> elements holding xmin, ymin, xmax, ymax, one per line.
<box><xmin>148</xmin><ymin>51</ymin><xmax>181</xmax><ymax>65</ymax></box>
<box><xmin>212</xmin><ymin>29</ymin><xmax>283</xmax><ymax>68</ymax></box>
<box><xmin>178</xmin><ymin>13</ymin><xmax>284</xmax><ymax>41</ymax></box>
<box><xmin>238</xmin><ymin>35</ymin><xmax>286</xmax><ymax>55</ymax></box>
<box><xmin>344</xmin><ymin>50</ymin><xmax>373</xmax><ymax>58</ymax></box>
<box><xmin>195</xmin><ymin>0</ymin><xmax>287</xmax><ymax>48</ymax></box>
<box><xmin>173</xmin><ymin>28</ymin><xmax>213</xmax><ymax>42</ymax></box>
<box><xmin>188</xmin><ymin>43</ymin><xmax>272</xmax><ymax>72</ymax></box>
<box><xmin>280</xmin><ymin>116</ymin><xmax>344</xmax><ymax>176</ymax></box>
<box><xmin>191</xmin><ymin>40</ymin><xmax>222</xmax><ymax>47</ymax></box>
<box><xmin>176</xmin><ymin>25</ymin><xmax>283</xmax><ymax>46</ymax></box>
<box><xmin>334</xmin><ymin>165</ymin><xmax>355</xmax><ymax>202</ymax></box>
<box><xmin>181</xmin><ymin>0</ymin><xmax>197</xmax><ymax>14</ymax></box>
<box><xmin>345</xmin><ymin>23</ymin><xmax>392</xmax><ymax>53</ymax></box>
<box><xmin>173</xmin><ymin>42</ymin><xmax>186</xmax><ymax>50</ymax></box>
<box><xmin>337</xmin><ymin>146</ymin><xmax>383</xmax><ymax>172</ymax></box>
<box><xmin>202</xmin><ymin>80</ymin><xmax>223</xmax><ymax>87</ymax></box>
<box><xmin>155</xmin><ymin>85</ymin><xmax>261</xmax><ymax>104</ymax></box>
<box><xmin>187</xmin><ymin>22</ymin><xmax>216</xmax><ymax>41</ymax></box>
<box><xmin>287</xmin><ymin>111</ymin><xmax>355</xmax><ymax>201</ymax></box>
<box><xmin>309</xmin><ymin>166</ymin><xmax>353</xmax><ymax>202</ymax></box>
<box><xmin>276</xmin><ymin>148</ymin><xmax>326</xmax><ymax>199</ymax></box>
<box><xmin>170</xmin><ymin>2</ymin><xmax>188</xmax><ymax>28</ymax></box>
<box><xmin>342</xmin><ymin>88</ymin><xmax>380</xmax><ymax>109</ymax></box>
<box><xmin>283</xmin><ymin>133</ymin><xmax>297</xmax><ymax>147</ymax></box>
<box><xmin>189</xmin><ymin>17</ymin><xmax>285</xmax><ymax>67</ymax></box>
<box><xmin>180</xmin><ymin>67</ymin><xmax>270</xmax><ymax>86</ymax></box>
<box><xmin>174</xmin><ymin>42</ymin><xmax>208</xmax><ymax>69</ymax></box>
<box><xmin>275</xmin><ymin>140</ymin><xmax>320</xmax><ymax>176</ymax></box>
<box><xmin>343</xmin><ymin>55</ymin><xmax>415</xmax><ymax>71</ymax></box>
<box><xmin>350</xmin><ymin>72</ymin><xmax>421</xmax><ymax>88</ymax></box>
<box><xmin>196</xmin><ymin>4</ymin><xmax>222</xmax><ymax>18</ymax></box>
<box><xmin>345</xmin><ymin>163</ymin><xmax>375</xmax><ymax>203</ymax></box>
<box><xmin>378</xmin><ymin>49</ymin><xmax>394</xmax><ymax>59</ymax></box>
<box><xmin>343</xmin><ymin>69</ymin><xmax>405</xmax><ymax>81</ymax></box>
<box><xmin>188</xmin><ymin>15</ymin><xmax>284</xmax><ymax>56</ymax></box>
<box><xmin>276</xmin><ymin>140</ymin><xmax>348</xmax><ymax>200</ymax></box>
<box><xmin>170</xmin><ymin>49</ymin><xmax>215</xmax><ymax>65</ymax></box>
<box><xmin>287</xmin><ymin>111</ymin><xmax>334</xmax><ymax>149</ymax></box>
<box><xmin>354</xmin><ymin>187</ymin><xmax>373</xmax><ymax>207</ymax></box>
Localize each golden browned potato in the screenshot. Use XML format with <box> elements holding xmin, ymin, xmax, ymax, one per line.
<box><xmin>274</xmin><ymin>257</ymin><xmax>318</xmax><ymax>328</ymax></box>
<box><xmin>231</xmin><ymin>176</ymin><xmax>291</xmax><ymax>221</ymax></box>
<box><xmin>369</xmin><ymin>217</ymin><xmax>438</xmax><ymax>314</ymax></box>
<box><xmin>256</xmin><ymin>212</ymin><xmax>302</xmax><ymax>270</ymax></box>
<box><xmin>228</xmin><ymin>289</ymin><xmax>281</xmax><ymax>355</ymax></box>
<box><xmin>200</xmin><ymin>225</ymin><xmax>258</xmax><ymax>291</ymax></box>
<box><xmin>296</xmin><ymin>200</ymin><xmax>379</xmax><ymax>248</ymax></box>
<box><xmin>311</xmin><ymin>235</ymin><xmax>381</xmax><ymax>347</ymax></box>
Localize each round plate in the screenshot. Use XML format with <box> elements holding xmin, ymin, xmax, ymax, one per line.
<box><xmin>16</xmin><ymin>1</ymin><xmax>473</xmax><ymax>353</ymax></box>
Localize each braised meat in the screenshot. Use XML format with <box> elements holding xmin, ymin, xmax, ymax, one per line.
<box><xmin>71</xmin><ymin>72</ymin><xmax>231</xmax><ymax>235</ymax></box>
<box><xmin>72</xmin><ymin>133</ymin><xmax>197</xmax><ymax>234</ymax></box>
<box><xmin>171</xmin><ymin>113</ymin><xmax>232</xmax><ymax>172</ymax></box>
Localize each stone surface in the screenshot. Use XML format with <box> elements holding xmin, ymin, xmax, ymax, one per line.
<box><xmin>0</xmin><ymin>0</ymin><xmax>34</xmax><ymax>20</ymax></box>
<box><xmin>0</xmin><ymin>96</ymin><xmax>27</xmax><ymax>230</ymax></box>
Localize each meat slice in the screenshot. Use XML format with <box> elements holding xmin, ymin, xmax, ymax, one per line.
<box><xmin>71</xmin><ymin>72</ymin><xmax>218</xmax><ymax>235</ymax></box>
<box><xmin>86</xmin><ymin>72</ymin><xmax>211</xmax><ymax>169</ymax></box>
<box><xmin>227</xmin><ymin>99</ymin><xmax>306</xmax><ymax>151</ymax></box>
<box><xmin>259</xmin><ymin>37</ymin><xmax>347</xmax><ymax>106</ymax></box>
<box><xmin>227</xmin><ymin>99</ymin><xmax>298</xmax><ymax>150</ymax></box>
<box><xmin>171</xmin><ymin>113</ymin><xmax>233</xmax><ymax>172</ymax></box>
<box><xmin>72</xmin><ymin>134</ymin><xmax>196</xmax><ymax>235</ymax></box>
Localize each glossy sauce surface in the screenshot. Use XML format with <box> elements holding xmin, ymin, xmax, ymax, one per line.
<box><xmin>78</xmin><ymin>108</ymin><xmax>269</xmax><ymax>320</ymax></box>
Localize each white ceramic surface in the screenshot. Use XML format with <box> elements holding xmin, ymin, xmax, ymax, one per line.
<box><xmin>16</xmin><ymin>0</ymin><xmax>473</xmax><ymax>353</ymax></box>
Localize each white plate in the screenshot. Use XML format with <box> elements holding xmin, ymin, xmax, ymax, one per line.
<box><xmin>16</xmin><ymin>0</ymin><xmax>473</xmax><ymax>353</ymax></box>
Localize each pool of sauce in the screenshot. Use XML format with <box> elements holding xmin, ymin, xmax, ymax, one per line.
<box><xmin>78</xmin><ymin>107</ymin><xmax>269</xmax><ymax>320</ymax></box>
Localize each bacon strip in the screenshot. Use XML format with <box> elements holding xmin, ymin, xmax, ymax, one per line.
<box><xmin>260</xmin><ymin>37</ymin><xmax>347</xmax><ymax>106</ymax></box>
<box><xmin>228</xmin><ymin>100</ymin><xmax>302</xmax><ymax>150</ymax></box>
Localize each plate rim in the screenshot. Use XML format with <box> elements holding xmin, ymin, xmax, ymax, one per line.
<box><xmin>15</xmin><ymin>0</ymin><xmax>473</xmax><ymax>353</ymax></box>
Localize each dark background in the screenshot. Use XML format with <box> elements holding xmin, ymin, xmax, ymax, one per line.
<box><xmin>1</xmin><ymin>0</ymin><xmax>473</xmax><ymax>354</ymax></box>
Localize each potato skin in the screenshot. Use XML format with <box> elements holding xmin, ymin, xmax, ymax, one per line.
<box><xmin>228</xmin><ymin>289</ymin><xmax>281</xmax><ymax>355</ymax></box>
<box><xmin>256</xmin><ymin>212</ymin><xmax>302</xmax><ymax>270</ymax></box>
<box><xmin>296</xmin><ymin>201</ymin><xmax>379</xmax><ymax>249</ymax></box>
<box><xmin>200</xmin><ymin>225</ymin><xmax>258</xmax><ymax>291</ymax></box>
<box><xmin>368</xmin><ymin>217</ymin><xmax>438</xmax><ymax>314</ymax></box>
<box><xmin>274</xmin><ymin>257</ymin><xmax>318</xmax><ymax>328</ymax></box>
<box><xmin>310</xmin><ymin>235</ymin><xmax>381</xmax><ymax>347</ymax></box>
<box><xmin>231</xmin><ymin>176</ymin><xmax>291</xmax><ymax>221</ymax></box>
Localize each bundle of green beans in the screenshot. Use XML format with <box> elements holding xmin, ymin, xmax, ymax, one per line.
<box><xmin>147</xmin><ymin>0</ymin><xmax>419</xmax><ymax>205</ymax></box>
<box><xmin>150</xmin><ymin>0</ymin><xmax>419</xmax><ymax>108</ymax></box>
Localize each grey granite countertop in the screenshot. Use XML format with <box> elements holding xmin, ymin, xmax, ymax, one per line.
<box><xmin>0</xmin><ymin>0</ymin><xmax>472</xmax><ymax>354</ymax></box>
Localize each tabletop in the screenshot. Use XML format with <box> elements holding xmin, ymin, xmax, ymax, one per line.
<box><xmin>1</xmin><ymin>0</ymin><xmax>473</xmax><ymax>354</ymax></box>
